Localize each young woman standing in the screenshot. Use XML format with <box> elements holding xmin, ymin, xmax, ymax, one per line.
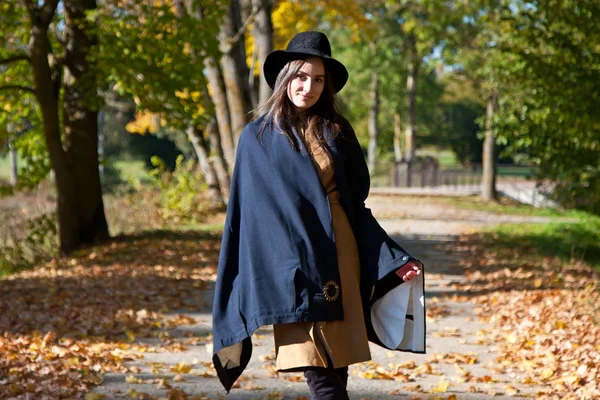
<box><xmin>212</xmin><ymin>31</ymin><xmax>425</xmax><ymax>399</ymax></box>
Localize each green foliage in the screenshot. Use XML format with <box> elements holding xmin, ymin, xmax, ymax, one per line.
<box><xmin>0</xmin><ymin>212</ymin><xmax>58</xmax><ymax>276</ymax></box>
<box><xmin>450</xmin><ymin>0</ymin><xmax>600</xmax><ymax>212</ymax></box>
<box><xmin>2</xmin><ymin>0</ymin><xmax>226</xmax><ymax>196</ymax></box>
<box><xmin>90</xmin><ymin>0</ymin><xmax>228</xmax><ymax>129</ymax></box>
<box><xmin>331</xmin><ymin>0</ymin><xmax>477</xmax><ymax>162</ymax></box>
<box><xmin>13</xmin><ymin>129</ymin><xmax>52</xmax><ymax>188</ymax></box>
<box><xmin>148</xmin><ymin>155</ymin><xmax>209</xmax><ymax>224</ymax></box>
<box><xmin>489</xmin><ymin>2</ymin><xmax>600</xmax><ymax>213</ymax></box>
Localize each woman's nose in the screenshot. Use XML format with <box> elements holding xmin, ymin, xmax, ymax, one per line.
<box><xmin>303</xmin><ymin>79</ymin><xmax>313</xmax><ymax>93</ymax></box>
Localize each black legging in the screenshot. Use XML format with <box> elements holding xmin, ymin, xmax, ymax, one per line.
<box><xmin>304</xmin><ymin>365</ymin><xmax>349</xmax><ymax>400</ymax></box>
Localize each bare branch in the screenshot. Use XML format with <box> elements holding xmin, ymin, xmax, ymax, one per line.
<box><xmin>40</xmin><ymin>0</ymin><xmax>60</xmax><ymax>28</ymax></box>
<box><xmin>21</xmin><ymin>0</ymin><xmax>38</xmax><ymax>19</ymax></box>
<box><xmin>100</xmin><ymin>89</ymin><xmax>137</xmax><ymax>112</ymax></box>
<box><xmin>0</xmin><ymin>54</ymin><xmax>30</xmax><ymax>66</ymax></box>
<box><xmin>22</xmin><ymin>0</ymin><xmax>60</xmax><ymax>29</ymax></box>
<box><xmin>220</xmin><ymin>5</ymin><xmax>260</xmax><ymax>54</ymax></box>
<box><xmin>103</xmin><ymin>97</ymin><xmax>136</xmax><ymax>113</ymax></box>
<box><xmin>0</xmin><ymin>85</ymin><xmax>36</xmax><ymax>95</ymax></box>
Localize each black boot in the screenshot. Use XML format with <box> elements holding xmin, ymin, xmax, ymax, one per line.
<box><xmin>304</xmin><ymin>366</ymin><xmax>349</xmax><ymax>400</ymax></box>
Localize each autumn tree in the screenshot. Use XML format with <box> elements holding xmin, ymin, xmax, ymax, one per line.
<box><xmin>450</xmin><ymin>1</ymin><xmax>600</xmax><ymax>208</ymax></box>
<box><xmin>1</xmin><ymin>0</ymin><xmax>110</xmax><ymax>254</ymax></box>
<box><xmin>98</xmin><ymin>0</ymin><xmax>229</xmax><ymax>205</ymax></box>
<box><xmin>488</xmin><ymin>1</ymin><xmax>600</xmax><ymax>211</ymax></box>
<box><xmin>446</xmin><ymin>1</ymin><xmax>504</xmax><ymax>201</ymax></box>
<box><xmin>1</xmin><ymin>0</ymin><xmax>229</xmax><ymax>252</ymax></box>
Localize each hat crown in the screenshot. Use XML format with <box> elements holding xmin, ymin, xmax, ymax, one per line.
<box><xmin>263</xmin><ymin>31</ymin><xmax>348</xmax><ymax>93</ymax></box>
<box><xmin>286</xmin><ymin>31</ymin><xmax>332</xmax><ymax>57</ymax></box>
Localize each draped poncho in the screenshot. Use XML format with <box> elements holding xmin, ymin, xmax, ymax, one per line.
<box><xmin>212</xmin><ymin>116</ymin><xmax>426</xmax><ymax>391</ymax></box>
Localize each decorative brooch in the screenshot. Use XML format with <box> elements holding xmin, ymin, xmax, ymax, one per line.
<box><xmin>323</xmin><ymin>280</ymin><xmax>340</xmax><ymax>302</ymax></box>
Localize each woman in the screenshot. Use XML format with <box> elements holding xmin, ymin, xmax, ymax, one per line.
<box><xmin>212</xmin><ymin>31</ymin><xmax>425</xmax><ymax>399</ymax></box>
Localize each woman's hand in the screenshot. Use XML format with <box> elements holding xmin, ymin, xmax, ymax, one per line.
<box><xmin>395</xmin><ymin>261</ymin><xmax>422</xmax><ymax>282</ymax></box>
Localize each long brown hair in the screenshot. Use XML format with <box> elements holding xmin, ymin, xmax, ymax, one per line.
<box><xmin>256</xmin><ymin>58</ymin><xmax>348</xmax><ymax>152</ymax></box>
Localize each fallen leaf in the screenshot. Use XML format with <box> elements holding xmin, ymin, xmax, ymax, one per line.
<box><xmin>85</xmin><ymin>393</ymin><xmax>107</xmax><ymax>400</ymax></box>
<box><xmin>429</xmin><ymin>380</ymin><xmax>450</xmax><ymax>393</ymax></box>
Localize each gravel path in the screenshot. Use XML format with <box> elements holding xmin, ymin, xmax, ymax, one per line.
<box><xmin>92</xmin><ymin>195</ymin><xmax>555</xmax><ymax>399</ymax></box>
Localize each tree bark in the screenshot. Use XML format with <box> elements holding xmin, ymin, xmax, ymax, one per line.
<box><xmin>186</xmin><ymin>125</ymin><xmax>224</xmax><ymax>207</ymax></box>
<box><xmin>219</xmin><ymin>0</ymin><xmax>253</xmax><ymax>145</ymax></box>
<box><xmin>481</xmin><ymin>94</ymin><xmax>497</xmax><ymax>202</ymax></box>
<box><xmin>8</xmin><ymin>137</ymin><xmax>17</xmax><ymax>186</ymax></box>
<box><xmin>98</xmin><ymin>109</ymin><xmax>105</xmax><ymax>183</ymax></box>
<box><xmin>241</xmin><ymin>0</ymin><xmax>258</xmax><ymax>109</ymax></box>
<box><xmin>59</xmin><ymin>0</ymin><xmax>109</xmax><ymax>253</ymax></box>
<box><xmin>206</xmin><ymin>118</ymin><xmax>231</xmax><ymax>199</ymax></box>
<box><xmin>184</xmin><ymin>0</ymin><xmax>235</xmax><ymax>172</ymax></box>
<box><xmin>204</xmin><ymin>57</ymin><xmax>235</xmax><ymax>169</ymax></box>
<box><xmin>404</xmin><ymin>34</ymin><xmax>419</xmax><ymax>163</ymax></box>
<box><xmin>26</xmin><ymin>1</ymin><xmax>88</xmax><ymax>253</ymax></box>
<box><xmin>251</xmin><ymin>0</ymin><xmax>274</xmax><ymax>107</ymax></box>
<box><xmin>393</xmin><ymin>112</ymin><xmax>403</xmax><ymax>163</ymax></box>
<box><xmin>367</xmin><ymin>68</ymin><xmax>379</xmax><ymax>173</ymax></box>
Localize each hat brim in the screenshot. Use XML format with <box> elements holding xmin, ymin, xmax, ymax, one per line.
<box><xmin>263</xmin><ymin>50</ymin><xmax>348</xmax><ymax>93</ymax></box>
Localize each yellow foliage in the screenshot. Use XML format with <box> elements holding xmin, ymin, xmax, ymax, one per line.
<box><xmin>245</xmin><ymin>0</ymin><xmax>375</xmax><ymax>71</ymax></box>
<box><xmin>175</xmin><ymin>89</ymin><xmax>201</xmax><ymax>102</ymax></box>
<box><xmin>125</xmin><ymin>111</ymin><xmax>162</xmax><ymax>134</ymax></box>
<box><xmin>272</xmin><ymin>2</ymin><xmax>319</xmax><ymax>48</ymax></box>
<box><xmin>273</xmin><ymin>1</ymin><xmax>374</xmax><ymax>45</ymax></box>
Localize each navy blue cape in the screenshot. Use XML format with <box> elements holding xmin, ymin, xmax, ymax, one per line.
<box><xmin>212</xmin><ymin>116</ymin><xmax>421</xmax><ymax>391</ymax></box>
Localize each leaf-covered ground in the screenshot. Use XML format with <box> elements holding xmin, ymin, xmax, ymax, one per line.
<box><xmin>0</xmin><ymin>230</ymin><xmax>221</xmax><ymax>399</ymax></box>
<box><xmin>453</xmin><ymin>230</ymin><xmax>600</xmax><ymax>399</ymax></box>
<box><xmin>1</xmin><ymin>195</ymin><xmax>599</xmax><ymax>399</ymax></box>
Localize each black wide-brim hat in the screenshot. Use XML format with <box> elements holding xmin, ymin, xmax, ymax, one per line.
<box><xmin>263</xmin><ymin>31</ymin><xmax>348</xmax><ymax>93</ymax></box>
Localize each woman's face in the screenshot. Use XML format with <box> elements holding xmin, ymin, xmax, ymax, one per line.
<box><xmin>287</xmin><ymin>56</ymin><xmax>326</xmax><ymax>112</ymax></box>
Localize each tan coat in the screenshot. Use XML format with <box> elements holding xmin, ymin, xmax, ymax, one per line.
<box><xmin>273</xmin><ymin>128</ymin><xmax>372</xmax><ymax>370</ymax></box>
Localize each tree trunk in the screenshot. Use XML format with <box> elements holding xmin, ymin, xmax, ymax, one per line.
<box><xmin>251</xmin><ymin>0</ymin><xmax>274</xmax><ymax>107</ymax></box>
<box><xmin>219</xmin><ymin>0</ymin><xmax>253</xmax><ymax>145</ymax></box>
<box><xmin>97</xmin><ymin>109</ymin><xmax>105</xmax><ymax>183</ymax></box>
<box><xmin>60</xmin><ymin>0</ymin><xmax>109</xmax><ymax>253</ymax></box>
<box><xmin>481</xmin><ymin>94</ymin><xmax>497</xmax><ymax>202</ymax></box>
<box><xmin>202</xmin><ymin>105</ymin><xmax>231</xmax><ymax>196</ymax></box>
<box><xmin>393</xmin><ymin>112</ymin><xmax>403</xmax><ymax>163</ymax></box>
<box><xmin>186</xmin><ymin>125</ymin><xmax>225</xmax><ymax>207</ymax></box>
<box><xmin>404</xmin><ymin>34</ymin><xmax>419</xmax><ymax>163</ymax></box>
<box><xmin>8</xmin><ymin>137</ymin><xmax>17</xmax><ymax>186</ymax></box>
<box><xmin>29</xmin><ymin>3</ymin><xmax>94</xmax><ymax>254</ymax></box>
<box><xmin>204</xmin><ymin>58</ymin><xmax>235</xmax><ymax>170</ymax></box>
<box><xmin>367</xmin><ymin>68</ymin><xmax>379</xmax><ymax>173</ymax></box>
<box><xmin>183</xmin><ymin>1</ymin><xmax>236</xmax><ymax>171</ymax></box>
<box><xmin>241</xmin><ymin>0</ymin><xmax>258</xmax><ymax>109</ymax></box>
<box><xmin>206</xmin><ymin>118</ymin><xmax>232</xmax><ymax>200</ymax></box>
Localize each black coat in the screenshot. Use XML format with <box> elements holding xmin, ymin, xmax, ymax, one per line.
<box><xmin>212</xmin><ymin>116</ymin><xmax>422</xmax><ymax>391</ymax></box>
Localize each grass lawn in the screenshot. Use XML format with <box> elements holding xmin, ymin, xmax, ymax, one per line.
<box><xmin>446</xmin><ymin>195</ymin><xmax>588</xmax><ymax>218</ymax></box>
<box><xmin>416</xmin><ymin>147</ymin><xmax>460</xmax><ymax>168</ymax></box>
<box><xmin>0</xmin><ymin>155</ymin><xmax>19</xmax><ymax>181</ymax></box>
<box><xmin>487</xmin><ymin>217</ymin><xmax>600</xmax><ymax>272</ymax></box>
<box><xmin>1</xmin><ymin>156</ymin><xmax>151</xmax><ymax>182</ymax></box>
<box><xmin>110</xmin><ymin>159</ymin><xmax>151</xmax><ymax>183</ymax></box>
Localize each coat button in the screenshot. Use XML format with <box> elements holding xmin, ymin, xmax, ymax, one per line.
<box><xmin>323</xmin><ymin>280</ymin><xmax>340</xmax><ymax>302</ymax></box>
<box><xmin>402</xmin><ymin>255</ymin><xmax>409</xmax><ymax>261</ymax></box>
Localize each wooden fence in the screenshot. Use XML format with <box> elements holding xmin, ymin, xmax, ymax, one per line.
<box><xmin>389</xmin><ymin>162</ymin><xmax>534</xmax><ymax>188</ymax></box>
